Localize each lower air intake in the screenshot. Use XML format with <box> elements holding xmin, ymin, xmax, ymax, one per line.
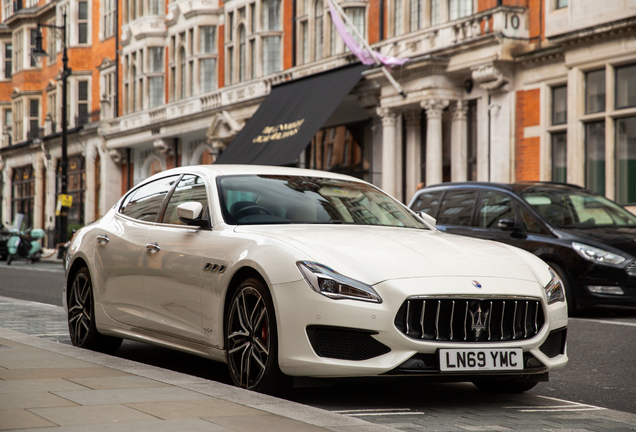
<box><xmin>306</xmin><ymin>325</ymin><xmax>391</xmax><ymax>361</ymax></box>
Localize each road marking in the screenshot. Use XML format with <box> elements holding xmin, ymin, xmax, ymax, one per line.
<box><xmin>580</xmin><ymin>319</ymin><xmax>636</xmax><ymax>328</ymax></box>
<box><xmin>506</xmin><ymin>395</ymin><xmax>605</xmax><ymax>412</ymax></box>
<box><xmin>0</xmin><ymin>265</ymin><xmax>64</xmax><ymax>273</ymax></box>
<box><xmin>335</xmin><ymin>408</ymin><xmax>420</xmax><ymax>417</ymax></box>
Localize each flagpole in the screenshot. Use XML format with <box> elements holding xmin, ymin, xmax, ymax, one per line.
<box><xmin>327</xmin><ymin>0</ymin><xmax>407</xmax><ymax>98</ymax></box>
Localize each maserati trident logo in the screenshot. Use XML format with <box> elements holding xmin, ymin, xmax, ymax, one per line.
<box><xmin>472</xmin><ymin>280</ymin><xmax>482</xmax><ymax>288</ymax></box>
<box><xmin>469</xmin><ymin>304</ymin><xmax>489</xmax><ymax>339</ymax></box>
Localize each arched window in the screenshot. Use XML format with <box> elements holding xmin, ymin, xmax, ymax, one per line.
<box><xmin>238</xmin><ymin>25</ymin><xmax>246</xmax><ymax>82</ymax></box>
<box><xmin>179</xmin><ymin>47</ymin><xmax>186</xmax><ymax>99</ymax></box>
<box><xmin>131</xmin><ymin>66</ymin><xmax>137</xmax><ymax>112</ymax></box>
<box><xmin>314</xmin><ymin>0</ymin><xmax>324</xmax><ymax>60</ymax></box>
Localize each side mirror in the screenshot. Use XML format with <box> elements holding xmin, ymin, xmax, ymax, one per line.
<box><xmin>497</xmin><ymin>219</ymin><xmax>517</xmax><ymax>231</ymax></box>
<box><xmin>417</xmin><ymin>211</ymin><xmax>437</xmax><ymax>227</ymax></box>
<box><xmin>176</xmin><ymin>202</ymin><xmax>209</xmax><ymax>228</ymax></box>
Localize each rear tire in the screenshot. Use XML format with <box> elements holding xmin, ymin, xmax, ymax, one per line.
<box><xmin>225</xmin><ymin>277</ymin><xmax>286</xmax><ymax>394</ymax></box>
<box><xmin>68</xmin><ymin>267</ymin><xmax>122</xmax><ymax>354</ymax></box>
<box><xmin>473</xmin><ymin>379</ymin><xmax>538</xmax><ymax>394</ymax></box>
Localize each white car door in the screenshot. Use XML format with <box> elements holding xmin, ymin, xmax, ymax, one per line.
<box><xmin>96</xmin><ymin>175</ymin><xmax>181</xmax><ymax>328</ymax></box>
<box><xmin>142</xmin><ymin>175</ymin><xmax>211</xmax><ymax>343</ymax></box>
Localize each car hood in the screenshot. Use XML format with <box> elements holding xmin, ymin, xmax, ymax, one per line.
<box><xmin>234</xmin><ymin>225</ymin><xmax>542</xmax><ymax>285</ymax></box>
<box><xmin>561</xmin><ymin>226</ymin><xmax>636</xmax><ymax>258</ymax></box>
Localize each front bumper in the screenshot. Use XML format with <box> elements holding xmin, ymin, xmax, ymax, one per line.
<box><xmin>573</xmin><ymin>261</ymin><xmax>636</xmax><ymax>306</ymax></box>
<box><xmin>272</xmin><ymin>276</ymin><xmax>568</xmax><ymax>378</ymax></box>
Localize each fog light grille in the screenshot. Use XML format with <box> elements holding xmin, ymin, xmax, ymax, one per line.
<box><xmin>539</xmin><ymin>328</ymin><xmax>567</xmax><ymax>358</ymax></box>
<box><xmin>306</xmin><ymin>326</ymin><xmax>391</xmax><ymax>361</ymax></box>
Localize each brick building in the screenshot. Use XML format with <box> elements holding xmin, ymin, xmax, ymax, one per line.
<box><xmin>0</xmin><ymin>0</ymin><xmax>635</xmax><ymax>244</ymax></box>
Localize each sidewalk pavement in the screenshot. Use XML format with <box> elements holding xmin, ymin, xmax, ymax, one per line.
<box><xmin>0</xmin><ymin>328</ymin><xmax>398</xmax><ymax>432</ymax></box>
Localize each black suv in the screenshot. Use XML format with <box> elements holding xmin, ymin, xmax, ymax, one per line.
<box><xmin>408</xmin><ymin>182</ymin><xmax>636</xmax><ymax>314</ymax></box>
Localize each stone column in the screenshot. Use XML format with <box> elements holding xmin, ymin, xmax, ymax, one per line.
<box><xmin>451</xmin><ymin>100</ymin><xmax>468</xmax><ymax>182</ymax></box>
<box><xmin>404</xmin><ymin>109</ymin><xmax>422</xmax><ymax>200</ymax></box>
<box><xmin>421</xmin><ymin>98</ymin><xmax>449</xmax><ymax>186</ymax></box>
<box><xmin>376</xmin><ymin>107</ymin><xmax>398</xmax><ymax>198</ymax></box>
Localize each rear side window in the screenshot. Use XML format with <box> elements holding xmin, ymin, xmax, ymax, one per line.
<box><xmin>411</xmin><ymin>190</ymin><xmax>442</xmax><ymax>216</ymax></box>
<box><xmin>476</xmin><ymin>191</ymin><xmax>516</xmax><ymax>228</ymax></box>
<box><xmin>437</xmin><ymin>190</ymin><xmax>478</xmax><ymax>226</ymax></box>
<box><xmin>120</xmin><ymin>175</ymin><xmax>180</xmax><ymax>222</ymax></box>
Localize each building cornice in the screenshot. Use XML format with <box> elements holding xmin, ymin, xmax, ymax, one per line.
<box><xmin>547</xmin><ymin>15</ymin><xmax>636</xmax><ymax>46</ymax></box>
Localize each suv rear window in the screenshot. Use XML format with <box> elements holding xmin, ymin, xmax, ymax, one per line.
<box><xmin>437</xmin><ymin>190</ymin><xmax>478</xmax><ymax>226</ymax></box>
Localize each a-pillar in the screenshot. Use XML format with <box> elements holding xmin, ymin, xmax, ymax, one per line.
<box><xmin>376</xmin><ymin>107</ymin><xmax>398</xmax><ymax>198</ymax></box>
<box><xmin>451</xmin><ymin>100</ymin><xmax>468</xmax><ymax>182</ymax></box>
<box><xmin>421</xmin><ymin>98</ymin><xmax>448</xmax><ymax>186</ymax></box>
<box><xmin>404</xmin><ymin>109</ymin><xmax>422</xmax><ymax>199</ymax></box>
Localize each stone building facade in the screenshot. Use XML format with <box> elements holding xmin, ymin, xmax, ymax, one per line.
<box><xmin>0</xmin><ymin>0</ymin><xmax>635</xmax><ymax>243</ymax></box>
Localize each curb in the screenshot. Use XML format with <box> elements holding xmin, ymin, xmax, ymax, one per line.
<box><xmin>0</xmin><ymin>324</ymin><xmax>400</xmax><ymax>432</ymax></box>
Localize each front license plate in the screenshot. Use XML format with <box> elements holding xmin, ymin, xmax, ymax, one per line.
<box><xmin>439</xmin><ymin>348</ymin><xmax>523</xmax><ymax>372</ymax></box>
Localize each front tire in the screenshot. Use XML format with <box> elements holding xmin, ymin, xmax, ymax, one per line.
<box><xmin>473</xmin><ymin>379</ymin><xmax>538</xmax><ymax>394</ymax></box>
<box><xmin>225</xmin><ymin>278</ymin><xmax>285</xmax><ymax>393</ymax></box>
<box><xmin>68</xmin><ymin>267</ymin><xmax>122</xmax><ymax>354</ymax></box>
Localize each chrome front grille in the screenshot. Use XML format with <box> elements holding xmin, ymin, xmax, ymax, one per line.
<box><xmin>394</xmin><ymin>297</ymin><xmax>545</xmax><ymax>342</ymax></box>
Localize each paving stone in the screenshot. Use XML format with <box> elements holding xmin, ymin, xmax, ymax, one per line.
<box><xmin>0</xmin><ymin>408</ymin><xmax>58</xmax><ymax>430</ymax></box>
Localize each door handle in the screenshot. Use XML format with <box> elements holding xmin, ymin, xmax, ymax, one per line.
<box><xmin>96</xmin><ymin>235</ymin><xmax>109</xmax><ymax>245</ymax></box>
<box><xmin>146</xmin><ymin>242</ymin><xmax>161</xmax><ymax>253</ymax></box>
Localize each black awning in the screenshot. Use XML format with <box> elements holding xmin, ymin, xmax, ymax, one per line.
<box><xmin>215</xmin><ymin>62</ymin><xmax>369</xmax><ymax>166</ymax></box>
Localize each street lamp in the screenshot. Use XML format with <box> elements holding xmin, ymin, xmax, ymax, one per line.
<box><xmin>32</xmin><ymin>12</ymin><xmax>71</xmax><ymax>245</ymax></box>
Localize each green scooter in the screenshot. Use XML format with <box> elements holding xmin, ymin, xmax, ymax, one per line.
<box><xmin>6</xmin><ymin>215</ymin><xmax>45</xmax><ymax>265</ymax></box>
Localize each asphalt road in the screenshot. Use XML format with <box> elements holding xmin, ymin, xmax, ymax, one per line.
<box><xmin>1</xmin><ymin>260</ymin><xmax>635</xmax><ymax>418</ymax></box>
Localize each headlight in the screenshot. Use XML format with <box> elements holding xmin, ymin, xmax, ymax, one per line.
<box><xmin>545</xmin><ymin>267</ymin><xmax>565</xmax><ymax>305</ymax></box>
<box><xmin>297</xmin><ymin>261</ymin><xmax>382</xmax><ymax>303</ymax></box>
<box><xmin>572</xmin><ymin>242</ymin><xmax>626</xmax><ymax>267</ymax></box>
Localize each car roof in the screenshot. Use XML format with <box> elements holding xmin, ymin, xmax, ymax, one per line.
<box><xmin>142</xmin><ymin>164</ymin><xmax>364</xmax><ymax>184</ymax></box>
<box><xmin>419</xmin><ymin>181</ymin><xmax>585</xmax><ymax>195</ymax></box>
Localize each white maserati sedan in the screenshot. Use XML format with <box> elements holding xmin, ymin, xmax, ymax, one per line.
<box><xmin>63</xmin><ymin>165</ymin><xmax>568</xmax><ymax>393</ymax></box>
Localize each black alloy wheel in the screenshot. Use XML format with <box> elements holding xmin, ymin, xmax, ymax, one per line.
<box><xmin>225</xmin><ymin>278</ymin><xmax>285</xmax><ymax>393</ymax></box>
<box><xmin>68</xmin><ymin>267</ymin><xmax>122</xmax><ymax>353</ymax></box>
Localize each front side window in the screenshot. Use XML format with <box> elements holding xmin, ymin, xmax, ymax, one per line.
<box><xmin>522</xmin><ymin>187</ymin><xmax>636</xmax><ymax>228</ymax></box>
<box><xmin>161</xmin><ymin>175</ymin><xmax>209</xmax><ymax>225</ymax></box>
<box><xmin>616</xmin><ymin>64</ymin><xmax>636</xmax><ymax>110</ymax></box>
<box><xmin>436</xmin><ymin>189</ymin><xmax>477</xmax><ymax>226</ymax></box>
<box><xmin>585</xmin><ymin>121</ymin><xmax>605</xmax><ymax>196</ymax></box>
<box><xmin>476</xmin><ymin>191</ymin><xmax>516</xmax><ymax>228</ymax></box>
<box><xmin>616</xmin><ymin>116</ymin><xmax>636</xmax><ymax>205</ymax></box>
<box><xmin>585</xmin><ymin>69</ymin><xmax>605</xmax><ymax>114</ymax></box>
<box><xmin>218</xmin><ymin>175</ymin><xmax>427</xmax><ymax>228</ymax></box>
<box><xmin>120</xmin><ymin>175</ymin><xmax>180</xmax><ymax>222</ymax></box>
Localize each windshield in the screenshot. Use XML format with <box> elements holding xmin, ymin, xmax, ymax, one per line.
<box><xmin>217</xmin><ymin>175</ymin><xmax>427</xmax><ymax>229</ymax></box>
<box><xmin>521</xmin><ymin>188</ymin><xmax>636</xmax><ymax>228</ymax></box>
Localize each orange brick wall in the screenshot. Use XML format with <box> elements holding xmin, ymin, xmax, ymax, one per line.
<box><xmin>529</xmin><ymin>0</ymin><xmax>544</xmax><ymax>40</ymax></box>
<box><xmin>368</xmin><ymin>1</ymin><xmax>381</xmax><ymax>44</ymax></box>
<box><xmin>218</xmin><ymin>24</ymin><xmax>225</xmax><ymax>88</ymax></box>
<box><xmin>283</xmin><ymin>0</ymin><xmax>294</xmax><ymax>69</ymax></box>
<box><xmin>515</xmin><ymin>89</ymin><xmax>541</xmax><ymax>181</ymax></box>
